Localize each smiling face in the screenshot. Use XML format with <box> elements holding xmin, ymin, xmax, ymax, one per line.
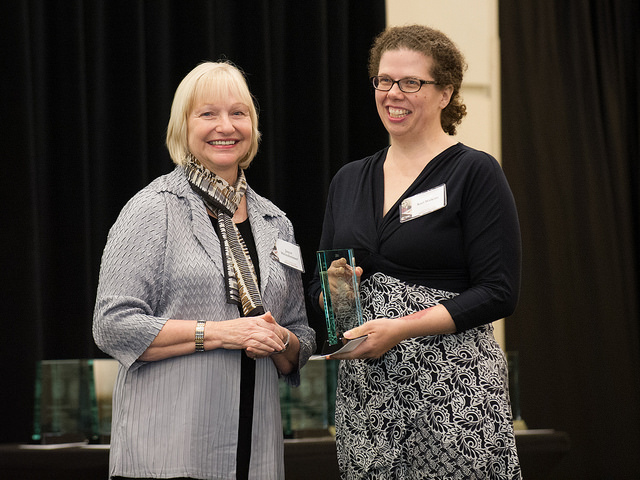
<box><xmin>375</xmin><ymin>48</ymin><xmax>452</xmax><ymax>142</ymax></box>
<box><xmin>187</xmin><ymin>92</ymin><xmax>253</xmax><ymax>184</ymax></box>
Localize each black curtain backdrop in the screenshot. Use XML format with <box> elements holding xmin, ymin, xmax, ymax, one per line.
<box><xmin>500</xmin><ymin>1</ymin><xmax>640</xmax><ymax>478</ymax></box>
<box><xmin>0</xmin><ymin>0</ymin><xmax>387</xmax><ymax>443</ymax></box>
<box><xmin>4</xmin><ymin>1</ymin><xmax>640</xmax><ymax>477</ymax></box>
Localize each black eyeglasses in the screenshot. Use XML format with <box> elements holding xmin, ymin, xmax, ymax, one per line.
<box><xmin>371</xmin><ymin>75</ymin><xmax>439</xmax><ymax>93</ymax></box>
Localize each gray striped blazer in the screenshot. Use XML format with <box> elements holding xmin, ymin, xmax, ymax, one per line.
<box><xmin>93</xmin><ymin>166</ymin><xmax>315</xmax><ymax>479</ymax></box>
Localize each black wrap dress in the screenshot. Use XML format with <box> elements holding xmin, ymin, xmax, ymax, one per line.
<box><xmin>310</xmin><ymin>143</ymin><xmax>522</xmax><ymax>479</ymax></box>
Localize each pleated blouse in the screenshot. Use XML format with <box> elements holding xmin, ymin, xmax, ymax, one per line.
<box><xmin>93</xmin><ymin>167</ymin><xmax>315</xmax><ymax>479</ymax></box>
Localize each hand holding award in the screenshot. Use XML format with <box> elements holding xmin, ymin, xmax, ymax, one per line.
<box><xmin>314</xmin><ymin>249</ymin><xmax>367</xmax><ymax>357</ymax></box>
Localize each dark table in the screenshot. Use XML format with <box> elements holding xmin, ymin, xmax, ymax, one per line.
<box><xmin>0</xmin><ymin>429</ymin><xmax>569</xmax><ymax>480</ymax></box>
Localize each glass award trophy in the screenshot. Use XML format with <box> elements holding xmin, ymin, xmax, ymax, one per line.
<box><xmin>316</xmin><ymin>248</ymin><xmax>364</xmax><ymax>355</ymax></box>
<box><xmin>31</xmin><ymin>359</ymin><xmax>100</xmax><ymax>444</ymax></box>
<box><xmin>507</xmin><ymin>351</ymin><xmax>528</xmax><ymax>430</ymax></box>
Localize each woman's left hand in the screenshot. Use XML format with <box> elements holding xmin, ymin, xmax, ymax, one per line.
<box><xmin>330</xmin><ymin>318</ymin><xmax>405</xmax><ymax>360</ymax></box>
<box><xmin>328</xmin><ymin>304</ymin><xmax>457</xmax><ymax>360</ymax></box>
<box><xmin>256</xmin><ymin>313</ymin><xmax>301</xmax><ymax>375</ymax></box>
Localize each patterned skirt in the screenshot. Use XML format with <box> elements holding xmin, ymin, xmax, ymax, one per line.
<box><xmin>335</xmin><ymin>272</ymin><xmax>521</xmax><ymax>480</ymax></box>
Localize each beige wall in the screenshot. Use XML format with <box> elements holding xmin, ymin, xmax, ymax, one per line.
<box><xmin>385</xmin><ymin>0</ymin><xmax>506</xmax><ymax>349</ymax></box>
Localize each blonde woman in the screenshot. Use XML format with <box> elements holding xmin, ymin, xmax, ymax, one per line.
<box><xmin>94</xmin><ymin>61</ymin><xmax>315</xmax><ymax>480</ymax></box>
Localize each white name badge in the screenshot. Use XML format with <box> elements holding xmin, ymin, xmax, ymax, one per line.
<box><xmin>399</xmin><ymin>183</ymin><xmax>447</xmax><ymax>223</ymax></box>
<box><xmin>275</xmin><ymin>239</ymin><xmax>305</xmax><ymax>272</ymax></box>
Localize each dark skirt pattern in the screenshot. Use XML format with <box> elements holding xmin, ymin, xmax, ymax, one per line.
<box><xmin>335</xmin><ymin>272</ymin><xmax>521</xmax><ymax>479</ymax></box>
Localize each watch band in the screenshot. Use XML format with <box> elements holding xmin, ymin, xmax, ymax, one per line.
<box><xmin>195</xmin><ymin>320</ymin><xmax>206</xmax><ymax>352</ymax></box>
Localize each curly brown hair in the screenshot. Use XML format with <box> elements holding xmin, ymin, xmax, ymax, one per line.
<box><xmin>368</xmin><ymin>25</ymin><xmax>467</xmax><ymax>135</ymax></box>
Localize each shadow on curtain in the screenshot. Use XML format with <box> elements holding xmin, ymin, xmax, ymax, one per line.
<box><xmin>500</xmin><ymin>1</ymin><xmax>640</xmax><ymax>478</ymax></box>
<box><xmin>0</xmin><ymin>1</ymin><xmax>387</xmax><ymax>443</ymax></box>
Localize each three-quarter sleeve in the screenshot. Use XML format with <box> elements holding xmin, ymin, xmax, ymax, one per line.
<box><xmin>93</xmin><ymin>189</ymin><xmax>169</xmax><ymax>370</ymax></box>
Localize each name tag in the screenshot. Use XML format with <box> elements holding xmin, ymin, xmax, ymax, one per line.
<box><xmin>275</xmin><ymin>239</ymin><xmax>305</xmax><ymax>272</ymax></box>
<box><xmin>400</xmin><ymin>184</ymin><xmax>447</xmax><ymax>223</ymax></box>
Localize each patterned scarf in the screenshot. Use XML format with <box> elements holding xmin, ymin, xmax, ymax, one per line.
<box><xmin>184</xmin><ymin>155</ymin><xmax>264</xmax><ymax>317</ymax></box>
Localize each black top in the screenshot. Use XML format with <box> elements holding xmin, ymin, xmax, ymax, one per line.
<box><xmin>309</xmin><ymin>143</ymin><xmax>521</xmax><ymax>332</ymax></box>
<box><xmin>211</xmin><ymin>217</ymin><xmax>257</xmax><ymax>480</ymax></box>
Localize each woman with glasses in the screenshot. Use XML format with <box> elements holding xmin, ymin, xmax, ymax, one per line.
<box><xmin>310</xmin><ymin>25</ymin><xmax>522</xmax><ymax>479</ymax></box>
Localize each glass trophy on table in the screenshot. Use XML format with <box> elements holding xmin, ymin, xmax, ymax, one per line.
<box><xmin>31</xmin><ymin>359</ymin><xmax>100</xmax><ymax>444</ymax></box>
<box><xmin>313</xmin><ymin>248</ymin><xmax>367</xmax><ymax>358</ymax></box>
<box><xmin>507</xmin><ymin>351</ymin><xmax>528</xmax><ymax>430</ymax></box>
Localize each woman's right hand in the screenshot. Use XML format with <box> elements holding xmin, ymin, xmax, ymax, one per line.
<box><xmin>319</xmin><ymin>258</ymin><xmax>363</xmax><ymax>309</ymax></box>
<box><xmin>214</xmin><ymin>311</ymin><xmax>287</xmax><ymax>358</ymax></box>
<box><xmin>328</xmin><ymin>258</ymin><xmax>363</xmax><ymax>288</ymax></box>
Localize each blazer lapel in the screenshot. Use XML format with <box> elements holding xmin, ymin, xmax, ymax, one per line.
<box><xmin>188</xmin><ymin>189</ymin><xmax>225</xmax><ymax>275</ymax></box>
<box><xmin>246</xmin><ymin>189</ymin><xmax>280</xmax><ymax>295</ymax></box>
<box><xmin>184</xmin><ymin>178</ymin><xmax>283</xmax><ymax>295</ymax></box>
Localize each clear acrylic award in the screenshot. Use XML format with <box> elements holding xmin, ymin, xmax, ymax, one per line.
<box><xmin>316</xmin><ymin>248</ymin><xmax>364</xmax><ymax>356</ymax></box>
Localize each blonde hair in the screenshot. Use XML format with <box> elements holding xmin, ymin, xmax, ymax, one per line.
<box><xmin>166</xmin><ymin>61</ymin><xmax>261</xmax><ymax>168</ymax></box>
